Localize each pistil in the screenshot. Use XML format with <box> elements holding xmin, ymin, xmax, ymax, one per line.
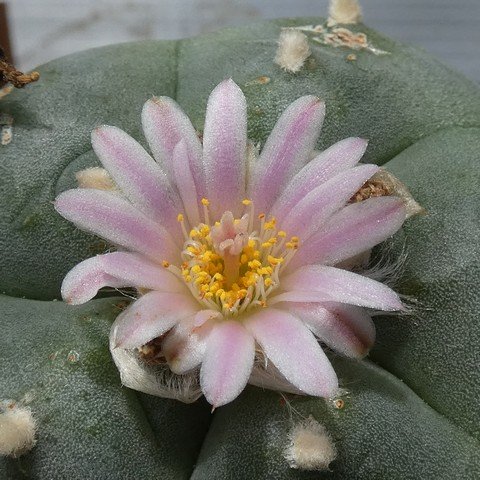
<box><xmin>223</xmin><ymin>252</ymin><xmax>240</xmax><ymax>290</ymax></box>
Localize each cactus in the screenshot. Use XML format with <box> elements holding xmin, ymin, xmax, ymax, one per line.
<box><xmin>1</xmin><ymin>17</ymin><xmax>479</xmax><ymax>479</ymax></box>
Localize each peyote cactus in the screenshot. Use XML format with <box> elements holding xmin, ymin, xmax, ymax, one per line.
<box><xmin>1</xmin><ymin>17</ymin><xmax>479</xmax><ymax>479</ymax></box>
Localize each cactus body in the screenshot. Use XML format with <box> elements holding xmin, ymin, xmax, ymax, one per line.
<box><xmin>1</xmin><ymin>18</ymin><xmax>479</xmax><ymax>479</ymax></box>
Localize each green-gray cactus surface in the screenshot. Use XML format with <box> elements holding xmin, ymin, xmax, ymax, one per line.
<box><xmin>1</xmin><ymin>17</ymin><xmax>479</xmax><ymax>479</ymax></box>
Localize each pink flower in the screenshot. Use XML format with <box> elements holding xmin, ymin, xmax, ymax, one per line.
<box><xmin>55</xmin><ymin>79</ymin><xmax>406</xmax><ymax>407</ymax></box>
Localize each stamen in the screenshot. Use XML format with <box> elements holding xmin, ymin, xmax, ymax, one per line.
<box><xmin>177</xmin><ymin>199</ymin><xmax>300</xmax><ymax>317</ymax></box>
<box><xmin>177</xmin><ymin>213</ymin><xmax>189</xmax><ymax>240</ymax></box>
<box><xmin>201</xmin><ymin>198</ymin><xmax>210</xmax><ymax>224</ymax></box>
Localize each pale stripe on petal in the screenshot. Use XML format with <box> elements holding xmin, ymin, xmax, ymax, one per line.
<box><xmin>200</xmin><ymin>320</ymin><xmax>255</xmax><ymax>407</ymax></box>
<box><xmin>172</xmin><ymin>140</ymin><xmax>201</xmax><ymax>227</ymax></box>
<box><xmin>112</xmin><ymin>291</ymin><xmax>198</xmax><ymax>349</ymax></box>
<box><xmin>55</xmin><ymin>189</ymin><xmax>179</xmax><ymax>263</ymax></box>
<box><xmin>203</xmin><ymin>79</ymin><xmax>247</xmax><ymax>219</ymax></box>
<box><xmin>271</xmin><ymin>137</ymin><xmax>368</xmax><ymax>224</ymax></box>
<box><xmin>245</xmin><ymin>308</ymin><xmax>338</xmax><ymax>397</ymax></box>
<box><xmin>61</xmin><ymin>252</ymin><xmax>184</xmax><ymax>305</ymax></box>
<box><xmin>281</xmin><ymin>302</ymin><xmax>375</xmax><ymax>358</ymax></box>
<box><xmin>249</xmin><ymin>96</ymin><xmax>325</xmax><ymax>215</ymax></box>
<box><xmin>279</xmin><ymin>265</ymin><xmax>404</xmax><ymax>311</ymax></box>
<box><xmin>288</xmin><ymin>196</ymin><xmax>406</xmax><ymax>270</ymax></box>
<box><xmin>142</xmin><ymin>96</ymin><xmax>205</xmax><ymax>197</ymax></box>
<box><xmin>280</xmin><ymin>164</ymin><xmax>379</xmax><ymax>240</ymax></box>
<box><xmin>92</xmin><ymin>126</ymin><xmax>183</xmax><ymax>241</ymax></box>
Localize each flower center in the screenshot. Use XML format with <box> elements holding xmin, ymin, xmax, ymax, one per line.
<box><xmin>164</xmin><ymin>199</ymin><xmax>299</xmax><ymax>317</ymax></box>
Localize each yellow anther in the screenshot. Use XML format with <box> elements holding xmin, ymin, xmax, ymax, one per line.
<box><xmin>268</xmin><ymin>255</ymin><xmax>284</xmax><ymax>265</ymax></box>
<box><xmin>262</xmin><ymin>242</ymin><xmax>274</xmax><ymax>249</ymax></box>
<box><xmin>290</xmin><ymin>236</ymin><xmax>299</xmax><ymax>242</ymax></box>
<box><xmin>162</xmin><ymin>260</ymin><xmax>170</xmax><ymax>268</ymax></box>
<box><xmin>248</xmin><ymin>259</ymin><xmax>262</xmax><ymax>269</ymax></box>
<box><xmin>190</xmin><ymin>229</ymin><xmax>198</xmax><ymax>237</ymax></box>
<box><xmin>264</xmin><ymin>278</ymin><xmax>273</xmax><ymax>287</ymax></box>
<box><xmin>257</xmin><ymin>267</ymin><xmax>273</xmax><ymax>276</ymax></box>
<box><xmin>278</xmin><ymin>231</ymin><xmax>287</xmax><ymax>237</ymax></box>
<box><xmin>242</xmin><ymin>199</ymin><xmax>252</xmax><ymax>206</ymax></box>
<box><xmin>177</xmin><ymin>214</ymin><xmax>184</xmax><ymax>222</ymax></box>
<box><xmin>205</xmin><ymin>292</ymin><xmax>214</xmax><ymax>299</ymax></box>
<box><xmin>213</xmin><ymin>273</ymin><xmax>224</xmax><ymax>281</ymax></box>
<box><xmin>264</xmin><ymin>218</ymin><xmax>276</xmax><ymax>230</ymax></box>
<box><xmin>201</xmin><ymin>198</ymin><xmax>210</xmax><ymax>206</ymax></box>
<box><xmin>240</xmin><ymin>254</ymin><xmax>248</xmax><ymax>264</ymax></box>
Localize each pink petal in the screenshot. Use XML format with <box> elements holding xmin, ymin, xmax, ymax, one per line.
<box><xmin>193</xmin><ymin>309</ymin><xmax>222</xmax><ymax>327</ymax></box>
<box><xmin>280</xmin><ymin>164</ymin><xmax>379</xmax><ymax>240</ymax></box>
<box><xmin>200</xmin><ymin>320</ymin><xmax>255</xmax><ymax>407</ymax></box>
<box><xmin>249</xmin><ymin>96</ymin><xmax>325</xmax><ymax>215</ymax></box>
<box><xmin>288</xmin><ymin>196</ymin><xmax>406</xmax><ymax>271</ymax></box>
<box><xmin>281</xmin><ymin>302</ymin><xmax>375</xmax><ymax>358</ymax></box>
<box><xmin>271</xmin><ymin>137</ymin><xmax>368</xmax><ymax>223</ymax></box>
<box><xmin>61</xmin><ymin>252</ymin><xmax>184</xmax><ymax>305</ymax></box>
<box><xmin>91</xmin><ymin>126</ymin><xmax>183</xmax><ymax>241</ymax></box>
<box><xmin>112</xmin><ymin>291</ymin><xmax>198</xmax><ymax>349</ymax></box>
<box><xmin>163</xmin><ymin>316</ymin><xmax>213</xmax><ymax>374</ymax></box>
<box><xmin>55</xmin><ymin>189</ymin><xmax>179</xmax><ymax>262</ymax></box>
<box><xmin>278</xmin><ymin>265</ymin><xmax>404</xmax><ymax>311</ymax></box>
<box><xmin>142</xmin><ymin>96</ymin><xmax>205</xmax><ymax>197</ymax></box>
<box><xmin>245</xmin><ymin>308</ymin><xmax>338</xmax><ymax>397</ymax></box>
<box><xmin>172</xmin><ymin>140</ymin><xmax>201</xmax><ymax>227</ymax></box>
<box><xmin>203</xmin><ymin>79</ymin><xmax>247</xmax><ymax>219</ymax></box>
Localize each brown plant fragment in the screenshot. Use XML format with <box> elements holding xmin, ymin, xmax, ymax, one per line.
<box><xmin>323</xmin><ymin>27</ymin><xmax>368</xmax><ymax>50</ymax></box>
<box><xmin>138</xmin><ymin>334</ymin><xmax>169</xmax><ymax>365</ymax></box>
<box><xmin>350</xmin><ymin>168</ymin><xmax>425</xmax><ymax>219</ymax></box>
<box><xmin>0</xmin><ymin>48</ymin><xmax>39</xmax><ymax>89</ymax></box>
<box><xmin>350</xmin><ymin>177</ymin><xmax>393</xmax><ymax>203</ymax></box>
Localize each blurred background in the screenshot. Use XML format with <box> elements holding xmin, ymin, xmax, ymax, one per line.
<box><xmin>1</xmin><ymin>0</ymin><xmax>479</xmax><ymax>82</ymax></box>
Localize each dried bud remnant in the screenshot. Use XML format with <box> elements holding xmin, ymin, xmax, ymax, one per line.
<box><xmin>285</xmin><ymin>416</ymin><xmax>337</xmax><ymax>471</ymax></box>
<box><xmin>275</xmin><ymin>29</ymin><xmax>311</xmax><ymax>73</ymax></box>
<box><xmin>328</xmin><ymin>0</ymin><xmax>363</xmax><ymax>26</ymax></box>
<box><xmin>350</xmin><ymin>169</ymin><xmax>425</xmax><ymax>219</ymax></box>
<box><xmin>0</xmin><ymin>58</ymin><xmax>39</xmax><ymax>89</ymax></box>
<box><xmin>0</xmin><ymin>401</ymin><xmax>37</xmax><ymax>457</ymax></box>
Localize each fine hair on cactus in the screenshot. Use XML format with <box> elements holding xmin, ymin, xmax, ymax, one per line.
<box><xmin>0</xmin><ymin>401</ymin><xmax>37</xmax><ymax>458</ymax></box>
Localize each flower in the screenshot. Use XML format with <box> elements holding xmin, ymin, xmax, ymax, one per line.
<box><xmin>55</xmin><ymin>79</ymin><xmax>407</xmax><ymax>408</ymax></box>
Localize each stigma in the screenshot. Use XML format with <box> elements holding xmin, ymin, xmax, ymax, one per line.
<box><xmin>164</xmin><ymin>199</ymin><xmax>299</xmax><ymax>317</ymax></box>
